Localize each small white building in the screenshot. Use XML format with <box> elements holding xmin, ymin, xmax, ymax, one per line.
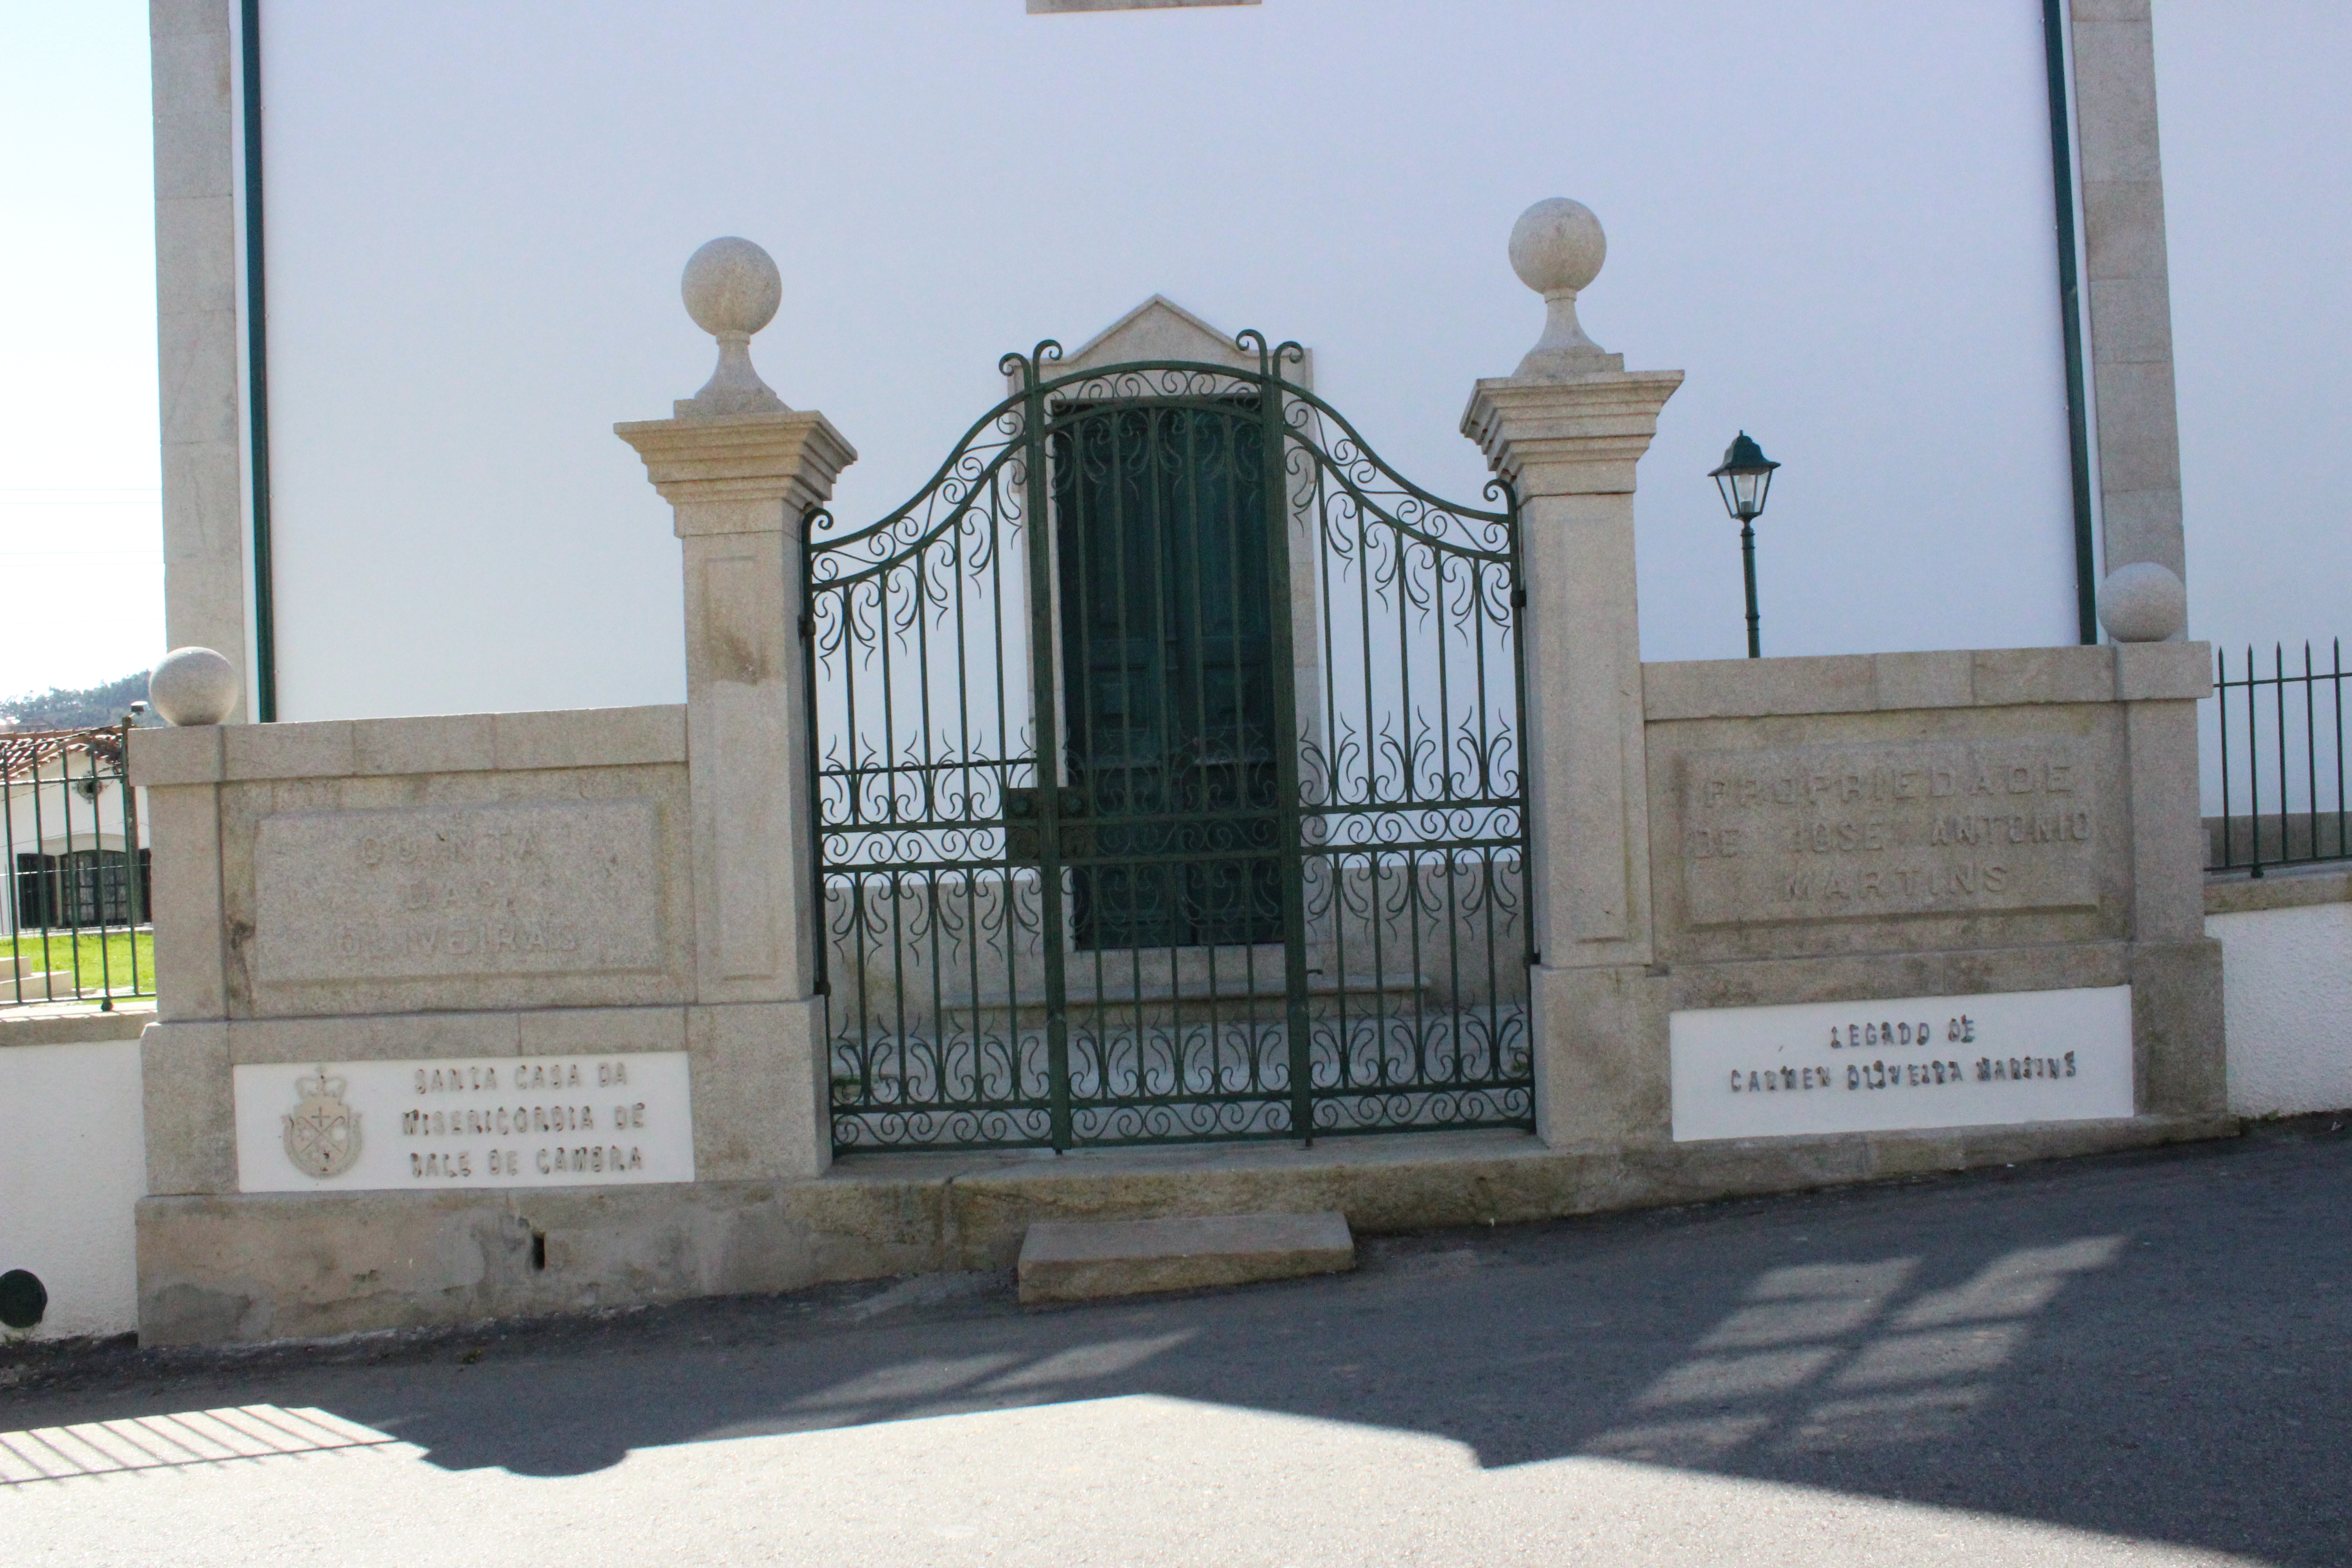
<box><xmin>0</xmin><ymin>729</ymin><xmax>151</xmax><ymax>949</ymax></box>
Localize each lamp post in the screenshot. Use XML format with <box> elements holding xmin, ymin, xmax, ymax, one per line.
<box><xmin>1710</xmin><ymin>431</ymin><xmax>1779</xmax><ymax>658</ymax></box>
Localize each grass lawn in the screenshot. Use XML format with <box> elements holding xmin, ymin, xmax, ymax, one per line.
<box><xmin>5</xmin><ymin>927</ymin><xmax>156</xmax><ymax>1002</ymax></box>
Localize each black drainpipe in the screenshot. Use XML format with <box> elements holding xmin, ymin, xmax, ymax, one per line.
<box><xmin>239</xmin><ymin>0</ymin><xmax>277</xmax><ymax>718</ymax></box>
<box><xmin>2043</xmin><ymin>0</ymin><xmax>2100</xmax><ymax>644</ymax></box>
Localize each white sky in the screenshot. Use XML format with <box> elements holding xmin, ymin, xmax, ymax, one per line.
<box><xmin>2156</xmin><ymin>2</ymin><xmax>2352</xmax><ymax>662</ymax></box>
<box><xmin>0</xmin><ymin>2</ymin><xmax>2344</xmax><ymax>715</ymax></box>
<box><xmin>0</xmin><ymin>1</ymin><xmax>163</xmax><ymax>698</ymax></box>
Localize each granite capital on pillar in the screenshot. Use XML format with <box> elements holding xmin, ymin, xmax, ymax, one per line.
<box><xmin>1462</xmin><ymin>369</ymin><xmax>1680</xmax><ymax>971</ymax></box>
<box><xmin>615</xmin><ymin>409</ymin><xmax>856</xmax><ymax>1007</ymax></box>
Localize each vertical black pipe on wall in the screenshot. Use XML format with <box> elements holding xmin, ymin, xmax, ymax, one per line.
<box><xmin>239</xmin><ymin>0</ymin><xmax>278</xmax><ymax>719</ymax></box>
<box><xmin>2043</xmin><ymin>0</ymin><xmax>2101</xmax><ymax>644</ymax></box>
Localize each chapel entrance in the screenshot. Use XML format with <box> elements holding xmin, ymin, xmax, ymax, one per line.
<box><xmin>808</xmin><ymin>320</ymin><xmax>1534</xmax><ymax>1153</ymax></box>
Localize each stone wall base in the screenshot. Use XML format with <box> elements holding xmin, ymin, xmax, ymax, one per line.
<box><xmin>138</xmin><ymin>1112</ymin><xmax>2235</xmax><ymax>1346</ymax></box>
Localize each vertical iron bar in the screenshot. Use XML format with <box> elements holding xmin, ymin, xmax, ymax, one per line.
<box><xmin>2275</xmin><ymin>643</ymin><xmax>2288</xmax><ymax>872</ymax></box>
<box><xmin>30</xmin><ymin>744</ymin><xmax>51</xmax><ymax>995</ymax></box>
<box><xmin>2336</xmin><ymin>639</ymin><xmax>2346</xmax><ymax>862</ymax></box>
<box><xmin>1506</xmin><ymin>489</ymin><xmax>1535</xmax><ymax>971</ymax></box>
<box><xmin>122</xmin><ymin>720</ymin><xmax>144</xmax><ymax>996</ymax></box>
<box><xmin>799</xmin><ymin>509</ymin><xmax>830</xmax><ymax>1147</ymax></box>
<box><xmin>2216</xmin><ymin>647</ymin><xmax>2232</xmax><ymax>870</ymax></box>
<box><xmin>90</xmin><ymin>744</ymin><xmax>113</xmax><ymax>1008</ymax></box>
<box><xmin>2</xmin><ymin>748</ymin><xmax>16</xmax><ymax>1004</ymax></box>
<box><xmin>2247</xmin><ymin>646</ymin><xmax>2263</xmax><ymax>877</ymax></box>
<box><xmin>1259</xmin><ymin>368</ymin><xmax>1314</xmax><ymax>1144</ymax></box>
<box><xmin>1231</xmin><ymin>409</ymin><xmax>1270</xmax><ymax>1105</ymax></box>
<box><xmin>90</xmin><ymin>747</ymin><xmax>114</xmax><ymax>1006</ymax></box>
<box><xmin>2306</xmin><ymin>642</ymin><xmax>2319</xmax><ymax>862</ymax></box>
<box><xmin>1177</xmin><ymin>408</ymin><xmax>1214</xmax><ymax>1105</ymax></box>
<box><xmin>61</xmin><ymin>745</ymin><xmax>77</xmax><ymax>995</ymax></box>
<box><xmin>1023</xmin><ymin>361</ymin><xmax>1072</xmax><ymax>1151</ymax></box>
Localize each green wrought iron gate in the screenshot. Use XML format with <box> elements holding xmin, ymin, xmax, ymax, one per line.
<box><xmin>808</xmin><ymin>335</ymin><xmax>1531</xmax><ymax>1152</ymax></box>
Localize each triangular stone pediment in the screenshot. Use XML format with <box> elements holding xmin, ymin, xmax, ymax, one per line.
<box><xmin>1019</xmin><ymin>295</ymin><xmax>1313</xmax><ymax>391</ymax></box>
<box><xmin>1061</xmin><ymin>295</ymin><xmax>1254</xmax><ymax>372</ymax></box>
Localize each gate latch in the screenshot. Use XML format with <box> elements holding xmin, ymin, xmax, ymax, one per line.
<box><xmin>1002</xmin><ymin>785</ymin><xmax>1089</xmax><ymax>864</ymax></box>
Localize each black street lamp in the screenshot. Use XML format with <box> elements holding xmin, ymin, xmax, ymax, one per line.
<box><xmin>1710</xmin><ymin>431</ymin><xmax>1779</xmax><ymax>658</ymax></box>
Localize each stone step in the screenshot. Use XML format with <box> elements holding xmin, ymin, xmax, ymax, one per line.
<box><xmin>1016</xmin><ymin>1210</ymin><xmax>1355</xmax><ymax>1305</ymax></box>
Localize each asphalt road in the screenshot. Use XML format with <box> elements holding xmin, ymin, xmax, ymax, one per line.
<box><xmin>5</xmin><ymin>1120</ymin><xmax>2348</xmax><ymax>1567</ymax></box>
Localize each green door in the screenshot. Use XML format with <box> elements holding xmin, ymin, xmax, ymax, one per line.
<box><xmin>1051</xmin><ymin>400</ymin><xmax>1281</xmax><ymax>951</ymax></box>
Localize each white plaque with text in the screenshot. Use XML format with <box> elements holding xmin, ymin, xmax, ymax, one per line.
<box><xmin>233</xmin><ymin>1052</ymin><xmax>694</xmax><ymax>1193</ymax></box>
<box><xmin>1670</xmin><ymin>985</ymin><xmax>2132</xmax><ymax>1142</ymax></box>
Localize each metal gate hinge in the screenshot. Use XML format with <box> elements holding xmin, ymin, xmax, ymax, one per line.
<box><xmin>797</xmin><ymin>613</ymin><xmax>811</xmax><ymax>639</ymax></box>
<box><xmin>1511</xmin><ymin>587</ymin><xmax>1528</xmax><ymax>609</ymax></box>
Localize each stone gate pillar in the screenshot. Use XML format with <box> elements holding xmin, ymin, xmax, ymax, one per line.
<box><xmin>1461</xmin><ymin>200</ymin><xmax>1681</xmax><ymax>1147</ymax></box>
<box><xmin>617</xmin><ymin>238</ymin><xmax>855</xmax><ymax>1177</ymax></box>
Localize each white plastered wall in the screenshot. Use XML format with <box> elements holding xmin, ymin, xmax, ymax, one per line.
<box><xmin>0</xmin><ymin>1038</ymin><xmax>145</xmax><ymax>1338</ymax></box>
<box><xmin>223</xmin><ymin>0</ymin><xmax>2082</xmax><ymax>721</ymax></box>
<box><xmin>2209</xmin><ymin>903</ymin><xmax>2352</xmax><ymax>1117</ymax></box>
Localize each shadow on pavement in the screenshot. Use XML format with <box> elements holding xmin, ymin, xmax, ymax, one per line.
<box><xmin>16</xmin><ymin>1123</ymin><xmax>2352</xmax><ymax>1565</ymax></box>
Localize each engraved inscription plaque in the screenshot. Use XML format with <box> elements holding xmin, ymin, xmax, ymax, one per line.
<box><xmin>234</xmin><ymin>1052</ymin><xmax>694</xmax><ymax>1192</ymax></box>
<box><xmin>1669</xmin><ymin>985</ymin><xmax>2133</xmax><ymax>1141</ymax></box>
<box><xmin>1680</xmin><ymin>741</ymin><xmax>2097</xmax><ymax>926</ymax></box>
<box><xmin>253</xmin><ymin>799</ymin><xmax>663</xmax><ymax>982</ymax></box>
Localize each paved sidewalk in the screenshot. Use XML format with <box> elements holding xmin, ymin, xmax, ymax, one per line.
<box><xmin>5</xmin><ymin>1120</ymin><xmax>2347</xmax><ymax>1566</ymax></box>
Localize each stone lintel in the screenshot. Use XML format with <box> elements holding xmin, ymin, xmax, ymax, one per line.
<box><xmin>1641</xmin><ymin>643</ymin><xmax>2213</xmax><ymax>723</ymax></box>
<box><xmin>613</xmin><ymin>410</ymin><xmax>858</xmax><ymax>526</ymax></box>
<box><xmin>132</xmin><ymin>705</ymin><xmax>687</xmax><ymax>785</ymax></box>
<box><xmin>1460</xmin><ymin>370</ymin><xmax>1685</xmax><ymax>495</ymax></box>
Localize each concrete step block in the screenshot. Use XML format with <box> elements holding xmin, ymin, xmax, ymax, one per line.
<box><xmin>1017</xmin><ymin>1210</ymin><xmax>1355</xmax><ymax>1304</ymax></box>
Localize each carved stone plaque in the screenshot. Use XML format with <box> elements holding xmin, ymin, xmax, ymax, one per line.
<box><xmin>233</xmin><ymin>1052</ymin><xmax>694</xmax><ymax>1192</ymax></box>
<box><xmin>1679</xmin><ymin>741</ymin><xmax>2097</xmax><ymax>927</ymax></box>
<box><xmin>253</xmin><ymin>799</ymin><xmax>663</xmax><ymax>982</ymax></box>
<box><xmin>1669</xmin><ymin>985</ymin><xmax>2134</xmax><ymax>1142</ymax></box>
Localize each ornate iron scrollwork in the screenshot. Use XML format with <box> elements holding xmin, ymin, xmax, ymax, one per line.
<box><xmin>807</xmin><ymin>338</ymin><xmax>1532</xmax><ymax>1154</ymax></box>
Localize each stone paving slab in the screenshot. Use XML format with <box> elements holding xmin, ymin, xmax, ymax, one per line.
<box><xmin>1017</xmin><ymin>1210</ymin><xmax>1354</xmax><ymax>1304</ymax></box>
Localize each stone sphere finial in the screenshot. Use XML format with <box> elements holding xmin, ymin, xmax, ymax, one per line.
<box><xmin>677</xmin><ymin>237</ymin><xmax>788</xmax><ymax>417</ymax></box>
<box><xmin>1506</xmin><ymin>198</ymin><xmax>1622</xmax><ymax>379</ymax></box>
<box><xmin>149</xmin><ymin>647</ymin><xmax>238</xmax><ymax>726</ymax></box>
<box><xmin>682</xmin><ymin>237</ymin><xmax>782</xmax><ymax>338</ymax></box>
<box><xmin>2097</xmin><ymin>561</ymin><xmax>2188</xmax><ymax>643</ymax></box>
<box><xmin>1509</xmin><ymin>197</ymin><xmax>1607</xmax><ymax>296</ymax></box>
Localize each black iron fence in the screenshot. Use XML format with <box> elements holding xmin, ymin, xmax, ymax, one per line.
<box><xmin>2208</xmin><ymin>641</ymin><xmax>2347</xmax><ymax>876</ymax></box>
<box><xmin>1</xmin><ymin>722</ymin><xmax>152</xmax><ymax>1006</ymax></box>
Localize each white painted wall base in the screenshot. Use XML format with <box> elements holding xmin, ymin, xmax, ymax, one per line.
<box><xmin>0</xmin><ymin>1037</ymin><xmax>144</xmax><ymax>1338</ymax></box>
<box><xmin>2209</xmin><ymin>902</ymin><xmax>2352</xmax><ymax>1117</ymax></box>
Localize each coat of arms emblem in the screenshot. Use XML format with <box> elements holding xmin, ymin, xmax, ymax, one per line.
<box><xmin>283</xmin><ymin>1067</ymin><xmax>363</xmax><ymax>1178</ymax></box>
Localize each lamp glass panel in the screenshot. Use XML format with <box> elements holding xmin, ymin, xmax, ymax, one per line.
<box><xmin>1721</xmin><ymin>468</ymin><xmax>1770</xmax><ymax>519</ymax></box>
